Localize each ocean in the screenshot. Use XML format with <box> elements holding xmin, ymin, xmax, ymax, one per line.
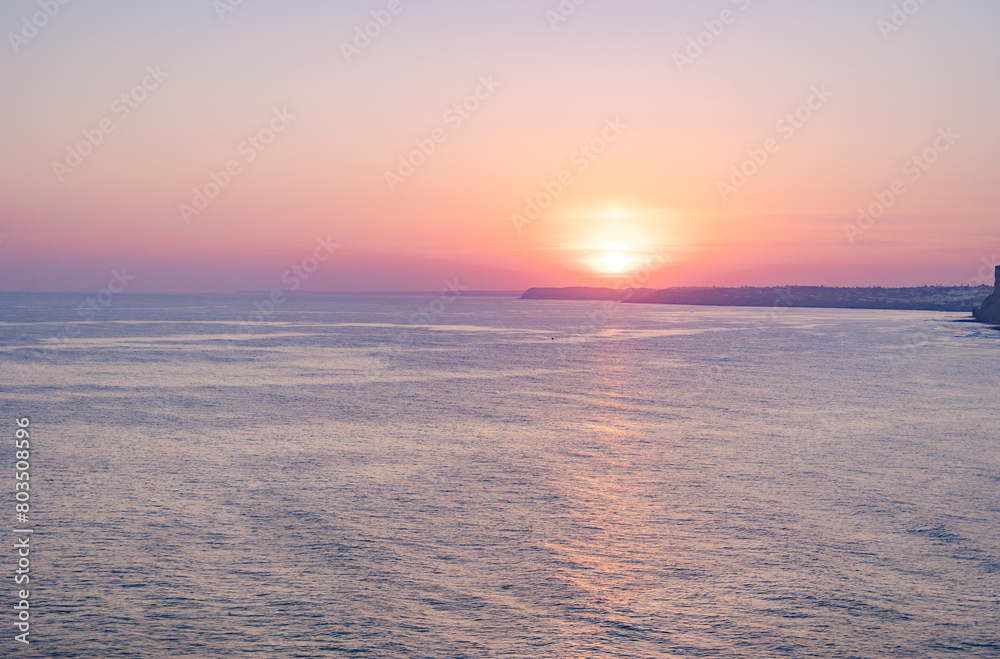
<box><xmin>1</xmin><ymin>292</ymin><xmax>998</xmax><ymax>658</ymax></box>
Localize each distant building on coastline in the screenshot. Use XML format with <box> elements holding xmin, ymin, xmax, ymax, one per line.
<box><xmin>972</xmin><ymin>266</ymin><xmax>1000</xmax><ymax>323</ymax></box>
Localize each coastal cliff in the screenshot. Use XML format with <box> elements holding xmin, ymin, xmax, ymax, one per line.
<box><xmin>972</xmin><ymin>266</ymin><xmax>1000</xmax><ymax>323</ymax></box>
<box><xmin>521</xmin><ymin>285</ymin><xmax>992</xmax><ymax>312</ymax></box>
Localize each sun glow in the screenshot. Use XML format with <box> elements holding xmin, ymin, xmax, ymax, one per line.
<box><xmin>598</xmin><ymin>244</ymin><xmax>633</xmax><ymax>272</ymax></box>
<box><xmin>565</xmin><ymin>207</ymin><xmax>671</xmax><ymax>275</ymax></box>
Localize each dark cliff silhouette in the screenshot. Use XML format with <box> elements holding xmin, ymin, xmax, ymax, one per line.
<box><xmin>972</xmin><ymin>266</ymin><xmax>1000</xmax><ymax>323</ymax></box>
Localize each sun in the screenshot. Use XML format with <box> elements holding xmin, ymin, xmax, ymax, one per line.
<box><xmin>597</xmin><ymin>243</ymin><xmax>633</xmax><ymax>273</ymax></box>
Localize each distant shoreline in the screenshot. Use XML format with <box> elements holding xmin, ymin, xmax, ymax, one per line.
<box><xmin>0</xmin><ymin>288</ymin><xmax>991</xmax><ymax>314</ymax></box>
<box><xmin>519</xmin><ymin>285</ymin><xmax>993</xmax><ymax>313</ymax></box>
<box><xmin>231</xmin><ymin>290</ymin><xmax>524</xmax><ymax>298</ymax></box>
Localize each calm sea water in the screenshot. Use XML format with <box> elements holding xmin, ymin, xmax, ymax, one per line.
<box><xmin>1</xmin><ymin>293</ymin><xmax>998</xmax><ymax>658</ymax></box>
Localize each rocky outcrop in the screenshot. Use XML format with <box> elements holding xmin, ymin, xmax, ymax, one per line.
<box><xmin>973</xmin><ymin>266</ymin><xmax>1000</xmax><ymax>323</ymax></box>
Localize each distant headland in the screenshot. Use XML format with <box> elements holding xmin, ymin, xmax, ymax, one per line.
<box><xmin>521</xmin><ymin>279</ymin><xmax>998</xmax><ymax>316</ymax></box>
<box><xmin>972</xmin><ymin>266</ymin><xmax>1000</xmax><ymax>323</ymax></box>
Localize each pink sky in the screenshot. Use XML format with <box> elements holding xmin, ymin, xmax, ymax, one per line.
<box><xmin>1</xmin><ymin>0</ymin><xmax>998</xmax><ymax>292</ymax></box>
